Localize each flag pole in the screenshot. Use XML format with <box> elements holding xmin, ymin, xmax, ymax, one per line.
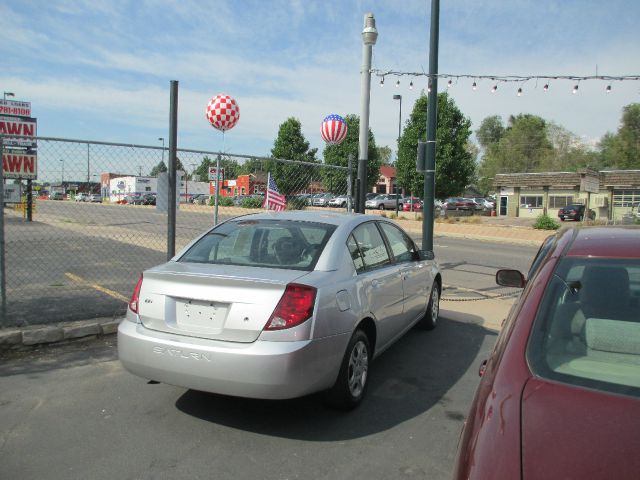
<box><xmin>265</xmin><ymin>172</ymin><xmax>270</xmax><ymax>210</ymax></box>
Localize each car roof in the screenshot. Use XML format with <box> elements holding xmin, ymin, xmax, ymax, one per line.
<box><xmin>227</xmin><ymin>210</ymin><xmax>387</xmax><ymax>228</ymax></box>
<box><xmin>562</xmin><ymin>226</ymin><xmax>640</xmax><ymax>259</ymax></box>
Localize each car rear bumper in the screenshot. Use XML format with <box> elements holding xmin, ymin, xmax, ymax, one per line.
<box><xmin>118</xmin><ymin>320</ymin><xmax>347</xmax><ymax>400</ymax></box>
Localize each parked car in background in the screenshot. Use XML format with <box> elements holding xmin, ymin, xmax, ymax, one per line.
<box><xmin>365</xmin><ymin>192</ymin><xmax>379</xmax><ymax>201</ymax></box>
<box><xmin>328</xmin><ymin>195</ymin><xmax>352</xmax><ymax>208</ymax></box>
<box><xmin>142</xmin><ymin>194</ymin><xmax>156</xmax><ymax>206</ymax></box>
<box><xmin>472</xmin><ymin>197</ymin><xmax>494</xmax><ymax>211</ymax></box>
<box><xmin>311</xmin><ymin>193</ymin><xmax>335</xmax><ymax>207</ymax></box>
<box><xmin>118</xmin><ymin>211</ymin><xmax>441</xmax><ymax>410</ymax></box>
<box><xmin>191</xmin><ymin>194</ymin><xmax>209</xmax><ymax>205</ymax></box>
<box><xmin>74</xmin><ymin>193</ymin><xmax>89</xmax><ymax>202</ymax></box>
<box><xmin>88</xmin><ymin>194</ymin><xmax>102</xmax><ymax>203</ymax></box>
<box><xmin>121</xmin><ymin>194</ymin><xmax>144</xmax><ymax>205</ymax></box>
<box><xmin>365</xmin><ymin>194</ymin><xmax>404</xmax><ymax>210</ymax></box>
<box><xmin>558</xmin><ymin>203</ymin><xmax>594</xmax><ymax>221</ymax></box>
<box><xmin>443</xmin><ymin>197</ymin><xmax>476</xmax><ymax>211</ymax></box>
<box><xmin>48</xmin><ymin>192</ymin><xmax>64</xmax><ymax>200</ymax></box>
<box><xmin>402</xmin><ymin>197</ymin><xmax>423</xmax><ymax>212</ymax></box>
<box><xmin>453</xmin><ymin>227</ymin><xmax>640</xmax><ymax>480</ymax></box>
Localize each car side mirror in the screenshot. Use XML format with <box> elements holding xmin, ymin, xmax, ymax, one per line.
<box><xmin>418</xmin><ymin>250</ymin><xmax>435</xmax><ymax>261</ymax></box>
<box><xmin>496</xmin><ymin>269</ymin><xmax>525</xmax><ymax>288</ymax></box>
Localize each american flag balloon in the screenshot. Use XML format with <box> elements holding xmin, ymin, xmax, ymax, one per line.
<box><xmin>205</xmin><ymin>94</ymin><xmax>240</xmax><ymax>132</ymax></box>
<box><xmin>321</xmin><ymin>114</ymin><xmax>348</xmax><ymax>145</ymax></box>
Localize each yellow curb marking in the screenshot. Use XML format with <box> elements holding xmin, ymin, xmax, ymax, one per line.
<box><xmin>65</xmin><ymin>272</ymin><xmax>129</xmax><ymax>303</ymax></box>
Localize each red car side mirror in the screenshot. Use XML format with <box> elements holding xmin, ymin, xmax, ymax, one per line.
<box><xmin>496</xmin><ymin>269</ymin><xmax>526</xmax><ymax>288</ymax></box>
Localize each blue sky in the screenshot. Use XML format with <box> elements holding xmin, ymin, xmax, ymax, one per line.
<box><xmin>2</xmin><ymin>0</ymin><xmax>639</xmax><ymax>162</ymax></box>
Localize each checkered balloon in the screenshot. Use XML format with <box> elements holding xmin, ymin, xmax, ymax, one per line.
<box><xmin>205</xmin><ymin>94</ymin><xmax>240</xmax><ymax>132</ymax></box>
<box><xmin>321</xmin><ymin>114</ymin><xmax>348</xmax><ymax>145</ymax></box>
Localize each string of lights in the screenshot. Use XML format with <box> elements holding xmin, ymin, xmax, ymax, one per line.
<box><xmin>372</xmin><ymin>69</ymin><xmax>640</xmax><ymax>94</ymax></box>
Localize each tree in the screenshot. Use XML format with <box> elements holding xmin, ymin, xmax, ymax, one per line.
<box><xmin>477</xmin><ymin>114</ymin><xmax>553</xmax><ymax>192</ymax></box>
<box><xmin>600</xmin><ymin>103</ymin><xmax>640</xmax><ymax>169</ymax></box>
<box><xmin>268</xmin><ymin>117</ymin><xmax>318</xmax><ymax>195</ymax></box>
<box><xmin>377</xmin><ymin>145</ymin><xmax>392</xmax><ymax>165</ymax></box>
<box><xmin>149</xmin><ymin>158</ymin><xmax>186</xmax><ymax>177</ymax></box>
<box><xmin>149</xmin><ymin>160</ymin><xmax>167</xmax><ymax>177</ymax></box>
<box><xmin>476</xmin><ymin>115</ymin><xmax>505</xmax><ymax>149</ymax></box>
<box><xmin>396</xmin><ymin>92</ymin><xmax>474</xmax><ymax>199</ymax></box>
<box><xmin>322</xmin><ymin>114</ymin><xmax>382</xmax><ymax>194</ymax></box>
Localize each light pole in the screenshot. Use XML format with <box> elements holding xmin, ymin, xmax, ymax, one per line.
<box><xmin>59</xmin><ymin>159</ymin><xmax>65</xmax><ymax>188</ymax></box>
<box><xmin>393</xmin><ymin>94</ymin><xmax>402</xmax><ymax>210</ymax></box>
<box><xmin>158</xmin><ymin>137</ymin><xmax>165</xmax><ymax>167</ymax></box>
<box><xmin>3</xmin><ymin>92</ymin><xmax>15</xmax><ymax>101</ymax></box>
<box><xmin>357</xmin><ymin>13</ymin><xmax>378</xmax><ymax>213</ymax></box>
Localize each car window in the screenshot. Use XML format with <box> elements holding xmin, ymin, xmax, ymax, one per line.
<box><xmin>346</xmin><ymin>234</ymin><xmax>365</xmax><ymax>273</ymax></box>
<box><xmin>179</xmin><ymin>219</ymin><xmax>336</xmax><ymax>271</ymax></box>
<box><xmin>378</xmin><ymin>222</ymin><xmax>416</xmax><ymax>263</ymax></box>
<box><xmin>351</xmin><ymin>222</ymin><xmax>391</xmax><ymax>270</ymax></box>
<box><xmin>527</xmin><ymin>257</ymin><xmax>640</xmax><ymax>398</ymax></box>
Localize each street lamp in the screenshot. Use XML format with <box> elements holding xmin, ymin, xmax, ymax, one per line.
<box><xmin>158</xmin><ymin>137</ymin><xmax>165</xmax><ymax>166</ymax></box>
<box><xmin>357</xmin><ymin>13</ymin><xmax>378</xmax><ymax>213</ymax></box>
<box><xmin>3</xmin><ymin>92</ymin><xmax>14</xmax><ymax>101</ymax></box>
<box><xmin>59</xmin><ymin>159</ymin><xmax>65</xmax><ymax>187</ymax></box>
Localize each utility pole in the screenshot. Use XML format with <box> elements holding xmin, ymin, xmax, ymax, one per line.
<box><xmin>357</xmin><ymin>13</ymin><xmax>378</xmax><ymax>213</ymax></box>
<box><xmin>423</xmin><ymin>0</ymin><xmax>439</xmax><ymax>253</ymax></box>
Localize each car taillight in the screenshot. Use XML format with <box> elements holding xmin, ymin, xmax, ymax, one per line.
<box><xmin>265</xmin><ymin>283</ymin><xmax>317</xmax><ymax>330</ymax></box>
<box><xmin>129</xmin><ymin>273</ymin><xmax>143</xmax><ymax>313</ymax></box>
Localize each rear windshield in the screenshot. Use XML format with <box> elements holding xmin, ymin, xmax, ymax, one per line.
<box><xmin>527</xmin><ymin>257</ymin><xmax>640</xmax><ymax>398</ymax></box>
<box><xmin>179</xmin><ymin>219</ymin><xmax>336</xmax><ymax>271</ymax></box>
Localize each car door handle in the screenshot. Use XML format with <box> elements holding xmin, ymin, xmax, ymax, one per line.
<box><xmin>371</xmin><ymin>279</ymin><xmax>383</xmax><ymax>289</ymax></box>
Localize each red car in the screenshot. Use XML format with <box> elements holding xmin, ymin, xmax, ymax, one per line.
<box><xmin>402</xmin><ymin>197</ymin><xmax>423</xmax><ymax>212</ymax></box>
<box><xmin>453</xmin><ymin>227</ymin><xmax>640</xmax><ymax>480</ymax></box>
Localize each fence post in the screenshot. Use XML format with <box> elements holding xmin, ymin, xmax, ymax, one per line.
<box><xmin>0</xmin><ymin>136</ymin><xmax>6</xmax><ymax>325</ymax></box>
<box><xmin>347</xmin><ymin>154</ymin><xmax>353</xmax><ymax>212</ymax></box>
<box><xmin>213</xmin><ymin>154</ymin><xmax>221</xmax><ymax>225</ymax></box>
<box><xmin>167</xmin><ymin>80</ymin><xmax>178</xmax><ymax>260</ymax></box>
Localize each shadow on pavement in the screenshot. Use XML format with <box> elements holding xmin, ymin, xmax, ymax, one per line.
<box><xmin>175</xmin><ymin>314</ymin><xmax>497</xmax><ymax>441</ymax></box>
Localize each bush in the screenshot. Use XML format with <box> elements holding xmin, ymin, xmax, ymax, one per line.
<box><xmin>533</xmin><ymin>214</ymin><xmax>560</xmax><ymax>230</ymax></box>
<box><xmin>241</xmin><ymin>197</ymin><xmax>263</xmax><ymax>208</ymax></box>
<box><xmin>219</xmin><ymin>196</ymin><xmax>234</xmax><ymax>207</ymax></box>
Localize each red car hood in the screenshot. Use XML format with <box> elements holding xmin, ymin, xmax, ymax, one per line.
<box><xmin>522</xmin><ymin>378</ymin><xmax>640</xmax><ymax>480</ymax></box>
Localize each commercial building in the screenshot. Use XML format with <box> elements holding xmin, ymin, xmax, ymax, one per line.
<box><xmin>494</xmin><ymin>169</ymin><xmax>640</xmax><ymax>221</ymax></box>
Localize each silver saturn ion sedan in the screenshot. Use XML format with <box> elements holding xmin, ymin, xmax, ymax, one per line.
<box><xmin>118</xmin><ymin>211</ymin><xmax>441</xmax><ymax>409</ymax></box>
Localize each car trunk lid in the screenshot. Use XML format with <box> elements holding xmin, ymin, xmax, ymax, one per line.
<box><xmin>137</xmin><ymin>262</ymin><xmax>310</xmax><ymax>343</ymax></box>
<box><xmin>521</xmin><ymin>377</ymin><xmax>640</xmax><ymax>480</ymax></box>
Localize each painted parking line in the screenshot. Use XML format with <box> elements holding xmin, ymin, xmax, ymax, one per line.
<box><xmin>65</xmin><ymin>272</ymin><xmax>129</xmax><ymax>303</ymax></box>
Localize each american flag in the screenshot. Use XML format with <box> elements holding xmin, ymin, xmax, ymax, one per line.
<box><xmin>263</xmin><ymin>173</ymin><xmax>286</xmax><ymax>211</ymax></box>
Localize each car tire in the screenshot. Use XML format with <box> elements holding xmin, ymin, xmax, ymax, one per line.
<box><xmin>559</xmin><ymin>217</ymin><xmax>565</xmax><ymax>221</ymax></box>
<box><xmin>324</xmin><ymin>329</ymin><xmax>370</xmax><ymax>410</ymax></box>
<box><xmin>578</xmin><ymin>214</ymin><xmax>584</xmax><ymax>221</ymax></box>
<box><xmin>418</xmin><ymin>281</ymin><xmax>440</xmax><ymax>330</ymax></box>
<box><xmin>379</xmin><ymin>204</ymin><xmax>385</xmax><ymax>210</ymax></box>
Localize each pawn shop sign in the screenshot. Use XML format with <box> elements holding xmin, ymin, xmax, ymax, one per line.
<box><xmin>208</xmin><ymin>167</ymin><xmax>225</xmax><ymax>181</ymax></box>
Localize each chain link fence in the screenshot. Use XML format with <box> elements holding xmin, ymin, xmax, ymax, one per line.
<box><xmin>0</xmin><ymin>136</ymin><xmax>350</xmax><ymax>327</ymax></box>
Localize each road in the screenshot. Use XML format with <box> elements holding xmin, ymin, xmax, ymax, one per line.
<box><xmin>3</xmin><ymin>201</ymin><xmax>539</xmax><ymax>326</ymax></box>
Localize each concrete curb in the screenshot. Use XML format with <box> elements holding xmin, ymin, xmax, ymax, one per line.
<box><xmin>0</xmin><ymin>317</ymin><xmax>120</xmax><ymax>350</ymax></box>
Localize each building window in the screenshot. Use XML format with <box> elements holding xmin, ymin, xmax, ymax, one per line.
<box><xmin>549</xmin><ymin>196</ymin><xmax>573</xmax><ymax>208</ymax></box>
<box><xmin>613</xmin><ymin>189</ymin><xmax>640</xmax><ymax>207</ymax></box>
<box><xmin>241</xmin><ymin>187</ymin><xmax>245</xmax><ymax>195</ymax></box>
<box><xmin>145</xmin><ymin>186</ymin><xmax>151</xmax><ymax>192</ymax></box>
<box><xmin>520</xmin><ymin>196</ymin><xmax>543</xmax><ymax>208</ymax></box>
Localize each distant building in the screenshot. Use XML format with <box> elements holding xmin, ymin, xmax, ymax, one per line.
<box><xmin>106</xmin><ymin>172</ymin><xmax>210</xmax><ymax>202</ymax></box>
<box><xmin>493</xmin><ymin>169</ymin><xmax>640</xmax><ymax>221</ymax></box>
<box><xmin>373</xmin><ymin>165</ymin><xmax>397</xmax><ymax>194</ymax></box>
